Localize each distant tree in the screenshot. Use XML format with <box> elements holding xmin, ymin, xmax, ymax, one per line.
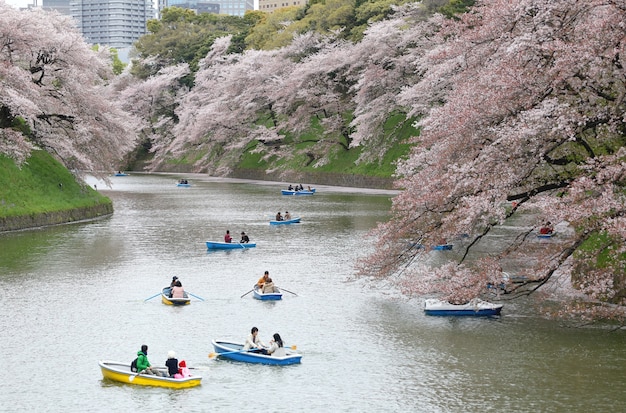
<box><xmin>0</xmin><ymin>5</ymin><xmax>137</xmax><ymax>175</ymax></box>
<box><xmin>359</xmin><ymin>0</ymin><xmax>626</xmax><ymax>321</ymax></box>
<box><xmin>132</xmin><ymin>7</ymin><xmax>256</xmax><ymax>76</ymax></box>
<box><xmin>244</xmin><ymin>7</ymin><xmax>302</xmax><ymax>50</ymax></box>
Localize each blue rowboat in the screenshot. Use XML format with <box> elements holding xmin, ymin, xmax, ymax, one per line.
<box><xmin>99</xmin><ymin>360</ymin><xmax>202</xmax><ymax>389</ymax></box>
<box><xmin>177</xmin><ymin>183</ymin><xmax>191</xmax><ymax>187</ymax></box>
<box><xmin>114</xmin><ymin>172</ymin><xmax>129</xmax><ymax>176</ymax></box>
<box><xmin>211</xmin><ymin>340</ymin><xmax>301</xmax><ymax>365</ymax></box>
<box><xmin>424</xmin><ymin>298</ymin><xmax>503</xmax><ymax>316</ymax></box>
<box><xmin>205</xmin><ymin>241</ymin><xmax>256</xmax><ymax>250</ymax></box>
<box><xmin>252</xmin><ymin>285</ymin><xmax>282</xmax><ymax>301</ymax></box>
<box><xmin>161</xmin><ymin>287</ymin><xmax>190</xmax><ymax>306</ymax></box>
<box><xmin>432</xmin><ymin>244</ymin><xmax>453</xmax><ymax>250</ymax></box>
<box><xmin>281</xmin><ymin>189</ymin><xmax>316</xmax><ymax>195</ymax></box>
<box><xmin>269</xmin><ymin>217</ymin><xmax>301</xmax><ymax>225</ymax></box>
<box><xmin>537</xmin><ymin>232</ymin><xmax>555</xmax><ymax>238</ymax></box>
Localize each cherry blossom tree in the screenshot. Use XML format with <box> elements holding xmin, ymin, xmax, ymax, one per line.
<box><xmin>0</xmin><ymin>3</ymin><xmax>138</xmax><ymax>174</ymax></box>
<box><xmin>359</xmin><ymin>0</ymin><xmax>626</xmax><ymax>321</ymax></box>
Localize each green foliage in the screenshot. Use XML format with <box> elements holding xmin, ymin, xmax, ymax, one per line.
<box><xmin>244</xmin><ymin>0</ymin><xmax>426</xmax><ymax>48</ymax></box>
<box><xmin>91</xmin><ymin>45</ymin><xmax>126</xmax><ymax>75</ymax></box>
<box><xmin>109</xmin><ymin>48</ymin><xmax>126</xmax><ymax>75</ymax></box>
<box><xmin>245</xmin><ymin>7</ymin><xmax>302</xmax><ymax>50</ymax></box>
<box><xmin>236</xmin><ymin>111</ymin><xmax>412</xmax><ymax>177</ymax></box>
<box><xmin>0</xmin><ymin>106</ymin><xmax>31</xmax><ymax>136</ymax></box>
<box><xmin>437</xmin><ymin>0</ymin><xmax>475</xmax><ymax>19</ymax></box>
<box><xmin>0</xmin><ymin>151</ymin><xmax>110</xmax><ymax>218</ymax></box>
<box><xmin>132</xmin><ymin>7</ymin><xmax>258</xmax><ymax>76</ymax></box>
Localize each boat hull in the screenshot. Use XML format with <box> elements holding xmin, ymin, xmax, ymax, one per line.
<box><xmin>211</xmin><ymin>340</ymin><xmax>301</xmax><ymax>365</ymax></box>
<box><xmin>161</xmin><ymin>287</ymin><xmax>190</xmax><ymax>306</ymax></box>
<box><xmin>281</xmin><ymin>189</ymin><xmax>315</xmax><ymax>195</ymax></box>
<box><xmin>205</xmin><ymin>241</ymin><xmax>256</xmax><ymax>250</ymax></box>
<box><xmin>177</xmin><ymin>183</ymin><xmax>191</xmax><ymax>187</ymax></box>
<box><xmin>424</xmin><ymin>299</ymin><xmax>503</xmax><ymax>316</ymax></box>
<box><xmin>99</xmin><ymin>360</ymin><xmax>201</xmax><ymax>389</ymax></box>
<box><xmin>432</xmin><ymin>244</ymin><xmax>453</xmax><ymax>250</ymax></box>
<box><xmin>252</xmin><ymin>287</ymin><xmax>282</xmax><ymax>301</ymax></box>
<box><xmin>269</xmin><ymin>217</ymin><xmax>301</xmax><ymax>225</ymax></box>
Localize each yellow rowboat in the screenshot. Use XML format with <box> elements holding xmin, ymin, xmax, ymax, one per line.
<box><xmin>161</xmin><ymin>287</ymin><xmax>191</xmax><ymax>306</ymax></box>
<box><xmin>99</xmin><ymin>360</ymin><xmax>202</xmax><ymax>389</ymax></box>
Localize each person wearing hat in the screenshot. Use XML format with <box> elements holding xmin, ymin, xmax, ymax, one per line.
<box><xmin>240</xmin><ymin>231</ymin><xmax>250</xmax><ymax>243</ymax></box>
<box><xmin>165</xmin><ymin>350</ymin><xmax>179</xmax><ymax>377</ymax></box>
<box><xmin>177</xmin><ymin>360</ymin><xmax>191</xmax><ymax>378</ymax></box>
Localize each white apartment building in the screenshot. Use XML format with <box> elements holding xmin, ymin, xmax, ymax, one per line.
<box><xmin>69</xmin><ymin>0</ymin><xmax>154</xmax><ymax>48</ymax></box>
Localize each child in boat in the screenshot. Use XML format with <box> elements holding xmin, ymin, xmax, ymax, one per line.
<box><xmin>174</xmin><ymin>360</ymin><xmax>191</xmax><ymax>378</ymax></box>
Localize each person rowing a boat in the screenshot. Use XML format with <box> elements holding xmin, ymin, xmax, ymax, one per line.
<box><xmin>256</xmin><ymin>271</ymin><xmax>270</xmax><ymax>289</ymax></box>
<box><xmin>224</xmin><ymin>230</ymin><xmax>232</xmax><ymax>243</ymax></box>
<box><xmin>243</xmin><ymin>327</ymin><xmax>269</xmax><ymax>354</ymax></box>
<box><xmin>284</xmin><ymin>211</ymin><xmax>291</xmax><ymax>220</ymax></box>
<box><xmin>136</xmin><ymin>345</ymin><xmax>166</xmax><ymax>376</ymax></box>
<box><xmin>275</xmin><ymin>212</ymin><xmax>283</xmax><ymax>221</ymax></box>
<box><xmin>240</xmin><ymin>231</ymin><xmax>250</xmax><ymax>243</ymax></box>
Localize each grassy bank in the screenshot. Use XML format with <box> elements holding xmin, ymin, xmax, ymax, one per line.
<box><xmin>0</xmin><ymin>150</ymin><xmax>112</xmax><ymax>225</ymax></box>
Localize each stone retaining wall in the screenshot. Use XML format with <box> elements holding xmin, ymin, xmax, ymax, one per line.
<box><xmin>230</xmin><ymin>168</ymin><xmax>396</xmax><ymax>190</ymax></box>
<box><xmin>0</xmin><ymin>203</ymin><xmax>113</xmax><ymax>232</ymax></box>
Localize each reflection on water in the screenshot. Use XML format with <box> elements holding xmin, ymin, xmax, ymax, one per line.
<box><xmin>0</xmin><ymin>173</ymin><xmax>624</xmax><ymax>412</ymax></box>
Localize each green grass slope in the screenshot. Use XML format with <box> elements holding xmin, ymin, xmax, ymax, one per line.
<box><xmin>0</xmin><ymin>150</ymin><xmax>111</xmax><ymax>218</ymax></box>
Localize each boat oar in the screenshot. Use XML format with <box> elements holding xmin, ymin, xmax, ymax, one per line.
<box><xmin>208</xmin><ymin>345</ymin><xmax>297</xmax><ymax>359</ymax></box>
<box><xmin>187</xmin><ymin>292</ymin><xmax>205</xmax><ymax>301</ymax></box>
<box><xmin>277</xmin><ymin>287</ymin><xmax>298</xmax><ymax>296</ymax></box>
<box><xmin>240</xmin><ymin>289</ymin><xmax>254</xmax><ymax>298</ymax></box>
<box><xmin>143</xmin><ymin>292</ymin><xmax>161</xmax><ymax>302</ymax></box>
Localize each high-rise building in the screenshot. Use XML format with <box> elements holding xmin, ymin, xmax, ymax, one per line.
<box><xmin>69</xmin><ymin>0</ymin><xmax>154</xmax><ymax>48</ymax></box>
<box><xmin>42</xmin><ymin>0</ymin><xmax>71</xmax><ymax>15</ymax></box>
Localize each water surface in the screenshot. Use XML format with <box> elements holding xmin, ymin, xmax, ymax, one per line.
<box><xmin>0</xmin><ymin>173</ymin><xmax>624</xmax><ymax>412</ymax></box>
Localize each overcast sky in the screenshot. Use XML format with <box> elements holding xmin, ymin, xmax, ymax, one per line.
<box><xmin>4</xmin><ymin>0</ymin><xmax>32</xmax><ymax>8</ymax></box>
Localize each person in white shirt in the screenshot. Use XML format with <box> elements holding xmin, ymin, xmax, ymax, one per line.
<box><xmin>267</xmin><ymin>333</ymin><xmax>286</xmax><ymax>357</ymax></box>
<box><xmin>243</xmin><ymin>327</ymin><xmax>268</xmax><ymax>354</ymax></box>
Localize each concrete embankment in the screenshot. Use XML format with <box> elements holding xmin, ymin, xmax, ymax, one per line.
<box><xmin>230</xmin><ymin>169</ymin><xmax>396</xmax><ymax>190</ymax></box>
<box><xmin>0</xmin><ymin>203</ymin><xmax>113</xmax><ymax>232</ymax></box>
